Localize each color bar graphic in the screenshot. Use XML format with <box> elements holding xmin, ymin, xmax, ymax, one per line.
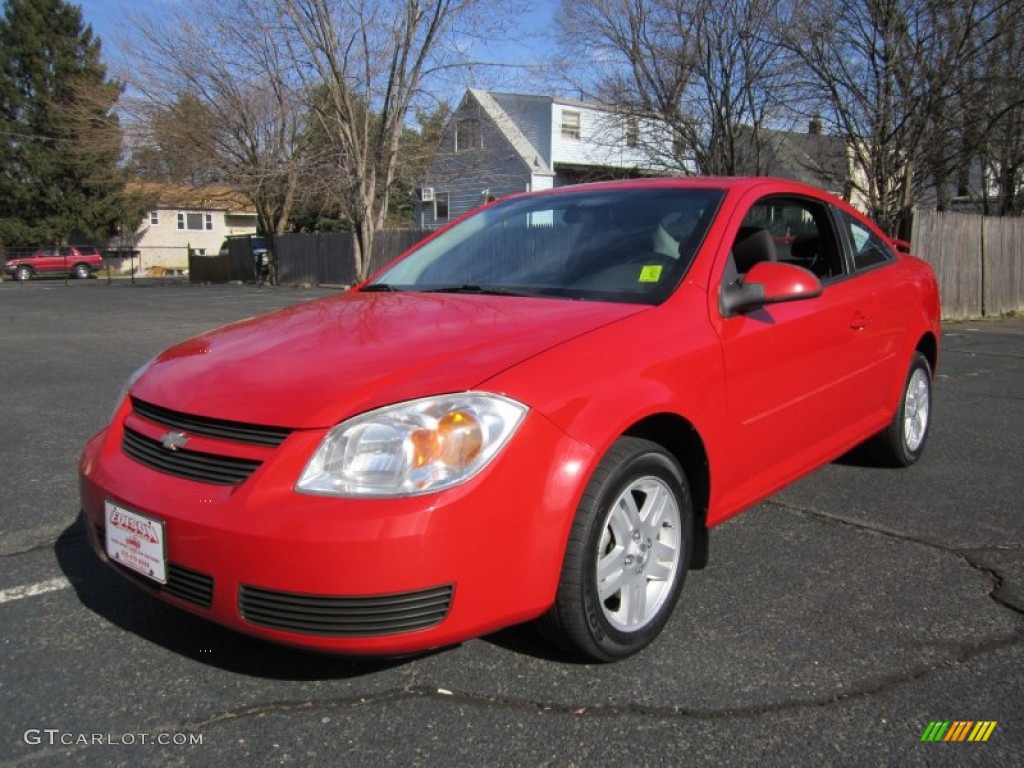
<box><xmin>968</xmin><ymin>722</ymin><xmax>998</xmax><ymax>742</ymax></box>
<box><xmin>921</xmin><ymin>721</ymin><xmax>949</xmax><ymax>741</ymax></box>
<box><xmin>920</xmin><ymin>721</ymin><xmax>997</xmax><ymax>742</ymax></box>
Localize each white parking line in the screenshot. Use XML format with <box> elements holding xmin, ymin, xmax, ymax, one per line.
<box><xmin>0</xmin><ymin>577</ymin><xmax>70</xmax><ymax>604</ymax></box>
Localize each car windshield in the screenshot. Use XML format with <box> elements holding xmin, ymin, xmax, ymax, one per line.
<box><xmin>372</xmin><ymin>187</ymin><xmax>724</xmax><ymax>304</ymax></box>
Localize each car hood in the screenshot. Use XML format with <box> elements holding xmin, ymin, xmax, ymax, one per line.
<box><xmin>131</xmin><ymin>291</ymin><xmax>646</xmax><ymax>429</ymax></box>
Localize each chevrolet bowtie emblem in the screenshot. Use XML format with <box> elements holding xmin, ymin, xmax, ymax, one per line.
<box><xmin>160</xmin><ymin>431</ymin><xmax>189</xmax><ymax>452</ymax></box>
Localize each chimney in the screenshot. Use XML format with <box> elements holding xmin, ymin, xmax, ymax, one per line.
<box><xmin>808</xmin><ymin>116</ymin><xmax>822</xmax><ymax>135</ymax></box>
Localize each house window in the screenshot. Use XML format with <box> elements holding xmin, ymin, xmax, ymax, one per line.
<box><xmin>561</xmin><ymin>110</ymin><xmax>581</xmax><ymax>140</ymax></box>
<box><xmin>150</xmin><ymin>211</ymin><xmax>159</xmax><ymax>226</ymax></box>
<box><xmin>625</xmin><ymin>118</ymin><xmax>639</xmax><ymax>148</ymax></box>
<box><xmin>672</xmin><ymin>135</ymin><xmax>687</xmax><ymax>159</ymax></box>
<box><xmin>455</xmin><ymin>119</ymin><xmax>482</xmax><ymax>152</ymax></box>
<box><xmin>434</xmin><ymin>192</ymin><xmax>450</xmax><ymax>221</ymax></box>
<box><xmin>178</xmin><ymin>212</ymin><xmax>206</xmax><ymax>230</ymax></box>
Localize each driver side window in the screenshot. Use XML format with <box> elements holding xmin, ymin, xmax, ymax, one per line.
<box><xmin>737</xmin><ymin>197</ymin><xmax>845</xmax><ymax>281</ymax></box>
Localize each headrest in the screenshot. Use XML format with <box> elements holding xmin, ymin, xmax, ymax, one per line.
<box><xmin>732</xmin><ymin>227</ymin><xmax>777</xmax><ymax>273</ymax></box>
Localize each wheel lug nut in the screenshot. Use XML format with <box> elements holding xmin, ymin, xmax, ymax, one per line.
<box><xmin>632</xmin><ymin>530</ymin><xmax>641</xmax><ymax>541</ymax></box>
<box><xmin>624</xmin><ymin>555</ymin><xmax>634</xmax><ymax>565</ymax></box>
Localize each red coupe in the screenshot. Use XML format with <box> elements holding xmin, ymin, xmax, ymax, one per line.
<box><xmin>80</xmin><ymin>178</ymin><xmax>940</xmax><ymax>661</ymax></box>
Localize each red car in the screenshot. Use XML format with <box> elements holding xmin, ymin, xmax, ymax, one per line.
<box><xmin>5</xmin><ymin>245</ymin><xmax>104</xmax><ymax>280</ymax></box>
<box><xmin>79</xmin><ymin>178</ymin><xmax>940</xmax><ymax>661</ymax></box>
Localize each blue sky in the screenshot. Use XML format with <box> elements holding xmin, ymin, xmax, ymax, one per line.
<box><xmin>76</xmin><ymin>0</ymin><xmax>566</xmax><ymax>97</ymax></box>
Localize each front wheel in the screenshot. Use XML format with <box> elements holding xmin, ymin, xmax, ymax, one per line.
<box><xmin>874</xmin><ymin>351</ymin><xmax>933</xmax><ymax>467</ymax></box>
<box><xmin>14</xmin><ymin>266</ymin><xmax>32</xmax><ymax>281</ymax></box>
<box><xmin>540</xmin><ymin>437</ymin><xmax>692</xmax><ymax>661</ymax></box>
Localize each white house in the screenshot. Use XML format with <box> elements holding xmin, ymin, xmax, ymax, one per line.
<box><xmin>415</xmin><ymin>90</ymin><xmax>682</xmax><ymax>228</ymax></box>
<box><xmin>111</xmin><ymin>183</ymin><xmax>259</xmax><ymax>273</ymax></box>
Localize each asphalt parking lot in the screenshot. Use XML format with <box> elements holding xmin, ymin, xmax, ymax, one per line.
<box><xmin>1</xmin><ymin>279</ymin><xmax>1021</xmax><ymax>767</ymax></box>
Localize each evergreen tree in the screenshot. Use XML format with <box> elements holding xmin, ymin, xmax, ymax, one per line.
<box><xmin>0</xmin><ymin>0</ymin><xmax>132</xmax><ymax>246</ymax></box>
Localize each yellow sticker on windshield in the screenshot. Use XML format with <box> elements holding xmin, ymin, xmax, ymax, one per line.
<box><xmin>639</xmin><ymin>265</ymin><xmax>663</xmax><ymax>282</ymax></box>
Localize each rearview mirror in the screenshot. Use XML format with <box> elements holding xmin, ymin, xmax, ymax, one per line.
<box><xmin>721</xmin><ymin>261</ymin><xmax>823</xmax><ymax>316</ymax></box>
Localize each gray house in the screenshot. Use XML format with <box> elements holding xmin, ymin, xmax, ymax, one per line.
<box><xmin>415</xmin><ymin>90</ymin><xmax>678</xmax><ymax>228</ymax></box>
<box><xmin>735</xmin><ymin>119</ymin><xmax>851</xmax><ymax>198</ymax></box>
<box><xmin>415</xmin><ymin>90</ymin><xmax>855</xmax><ymax>228</ymax></box>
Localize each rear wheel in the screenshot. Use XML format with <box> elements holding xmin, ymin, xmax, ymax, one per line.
<box><xmin>874</xmin><ymin>351</ymin><xmax>932</xmax><ymax>466</ymax></box>
<box><xmin>72</xmin><ymin>263</ymin><xmax>91</xmax><ymax>279</ymax></box>
<box><xmin>541</xmin><ymin>437</ymin><xmax>692</xmax><ymax>661</ymax></box>
<box><xmin>14</xmin><ymin>266</ymin><xmax>32</xmax><ymax>281</ymax></box>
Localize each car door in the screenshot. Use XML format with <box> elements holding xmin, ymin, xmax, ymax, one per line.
<box><xmin>58</xmin><ymin>246</ymin><xmax>76</xmax><ymax>274</ymax></box>
<box><xmin>710</xmin><ymin>194</ymin><xmax>884</xmax><ymax>516</ymax></box>
<box><xmin>35</xmin><ymin>246</ymin><xmax>61</xmax><ymax>274</ymax></box>
<box><xmin>833</xmin><ymin>209</ymin><xmax>907</xmax><ymax>411</ymax></box>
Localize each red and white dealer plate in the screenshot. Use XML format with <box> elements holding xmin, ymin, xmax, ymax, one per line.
<box><xmin>104</xmin><ymin>500</ymin><xmax>167</xmax><ymax>584</ymax></box>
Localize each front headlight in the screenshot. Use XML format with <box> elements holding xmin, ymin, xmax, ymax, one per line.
<box><xmin>296</xmin><ymin>393</ymin><xmax>528</xmax><ymax>497</ymax></box>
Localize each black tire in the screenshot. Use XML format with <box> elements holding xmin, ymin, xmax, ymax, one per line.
<box><xmin>540</xmin><ymin>437</ymin><xmax>692</xmax><ymax>661</ymax></box>
<box><xmin>72</xmin><ymin>263</ymin><xmax>91</xmax><ymax>279</ymax></box>
<box><xmin>874</xmin><ymin>351</ymin><xmax>933</xmax><ymax>467</ymax></box>
<box><xmin>14</xmin><ymin>266</ymin><xmax>32</xmax><ymax>281</ymax></box>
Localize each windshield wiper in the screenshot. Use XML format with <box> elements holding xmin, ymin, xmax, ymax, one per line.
<box><xmin>420</xmin><ymin>284</ymin><xmax>529</xmax><ymax>297</ymax></box>
<box><xmin>360</xmin><ymin>283</ymin><xmax>399</xmax><ymax>292</ymax></box>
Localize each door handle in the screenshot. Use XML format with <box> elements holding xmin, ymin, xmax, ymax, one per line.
<box><xmin>850</xmin><ymin>311</ymin><xmax>869</xmax><ymax>331</ymax></box>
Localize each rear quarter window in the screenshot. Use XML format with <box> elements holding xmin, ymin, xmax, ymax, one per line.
<box><xmin>843</xmin><ymin>214</ymin><xmax>894</xmax><ymax>270</ymax></box>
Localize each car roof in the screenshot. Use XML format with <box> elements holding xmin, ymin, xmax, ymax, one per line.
<box><xmin>509</xmin><ymin>176</ymin><xmax>835</xmax><ymax>200</ymax></box>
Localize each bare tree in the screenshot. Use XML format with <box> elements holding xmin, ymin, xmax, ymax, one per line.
<box><xmin>272</xmin><ymin>0</ymin><xmax>520</xmax><ymax>281</ymax></box>
<box><xmin>557</xmin><ymin>0</ymin><xmax>795</xmax><ymax>175</ymax></box>
<box><xmin>778</xmin><ymin>0</ymin><xmax>1013</xmax><ymax>234</ymax></box>
<box><xmin>976</xmin><ymin>2</ymin><xmax>1024</xmax><ymax>214</ymax></box>
<box><xmin>121</xmin><ymin>0</ymin><xmax>311</xmax><ymax>252</ymax></box>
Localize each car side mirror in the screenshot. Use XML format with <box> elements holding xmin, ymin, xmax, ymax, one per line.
<box><xmin>721</xmin><ymin>261</ymin><xmax>823</xmax><ymax>317</ymax></box>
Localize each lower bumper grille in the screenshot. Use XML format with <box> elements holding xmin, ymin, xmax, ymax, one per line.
<box><xmin>108</xmin><ymin>554</ymin><xmax>214</xmax><ymax>609</ymax></box>
<box><xmin>164</xmin><ymin>564</ymin><xmax>215</xmax><ymax>608</ymax></box>
<box><xmin>238</xmin><ymin>584</ymin><xmax>454</xmax><ymax>637</ymax></box>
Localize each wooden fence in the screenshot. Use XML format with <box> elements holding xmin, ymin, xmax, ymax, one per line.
<box><xmin>275</xmin><ymin>229</ymin><xmax>428</xmax><ymax>285</ymax></box>
<box><xmin>911</xmin><ymin>210</ymin><xmax>1024</xmax><ymax>319</ymax></box>
<box><xmin>190</xmin><ymin>229</ymin><xmax>429</xmax><ymax>286</ymax></box>
<box><xmin>190</xmin><ymin>213</ymin><xmax>1023</xmax><ymax>321</ymax></box>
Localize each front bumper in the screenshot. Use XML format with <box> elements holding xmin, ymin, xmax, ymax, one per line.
<box><xmin>79</xmin><ymin>406</ymin><xmax>594</xmax><ymax>655</ymax></box>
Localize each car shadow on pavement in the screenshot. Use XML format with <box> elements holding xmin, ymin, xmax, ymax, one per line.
<box><xmin>54</xmin><ymin>514</ymin><xmax>440</xmax><ymax>680</ymax></box>
<box><xmin>832</xmin><ymin>440</ymin><xmax>898</xmax><ymax>468</ymax></box>
<box><xmin>481</xmin><ymin>625</ymin><xmax>590</xmax><ymax>664</ymax></box>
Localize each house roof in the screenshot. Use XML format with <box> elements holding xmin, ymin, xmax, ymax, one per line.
<box><xmin>467</xmin><ymin>89</ymin><xmax>553</xmax><ymax>175</ymax></box>
<box><xmin>126</xmin><ymin>182</ymin><xmax>258</xmax><ymax>214</ymax></box>
<box><xmin>736</xmin><ymin>125</ymin><xmax>849</xmax><ymax>193</ymax></box>
<box><xmin>486</xmin><ymin>90</ymin><xmax>629</xmax><ymax>115</ymax></box>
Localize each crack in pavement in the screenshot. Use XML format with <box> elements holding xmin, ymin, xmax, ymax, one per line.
<box><xmin>764</xmin><ymin>498</ymin><xmax>1024</xmax><ymax>617</ymax></box>
<box><xmin>0</xmin><ymin>525</ymin><xmax>84</xmax><ymax>559</ymax></box>
<box><xmin>5</xmin><ymin>498</ymin><xmax>1020</xmax><ymax>766</ymax></box>
<box><xmin>6</xmin><ymin>626</ymin><xmax>1022</xmax><ymax>768</ymax></box>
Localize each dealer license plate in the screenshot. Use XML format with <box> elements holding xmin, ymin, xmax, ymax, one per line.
<box><xmin>104</xmin><ymin>501</ymin><xmax>167</xmax><ymax>584</ymax></box>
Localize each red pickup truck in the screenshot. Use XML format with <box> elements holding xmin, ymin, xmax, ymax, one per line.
<box><xmin>5</xmin><ymin>246</ymin><xmax>105</xmax><ymax>281</ymax></box>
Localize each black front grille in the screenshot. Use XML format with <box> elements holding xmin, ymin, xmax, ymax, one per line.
<box><xmin>122</xmin><ymin>427</ymin><xmax>261</xmax><ymax>485</ymax></box>
<box><xmin>132</xmin><ymin>397</ymin><xmax>291</xmax><ymax>447</ymax></box>
<box><xmin>238</xmin><ymin>584</ymin><xmax>454</xmax><ymax>637</ymax></box>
